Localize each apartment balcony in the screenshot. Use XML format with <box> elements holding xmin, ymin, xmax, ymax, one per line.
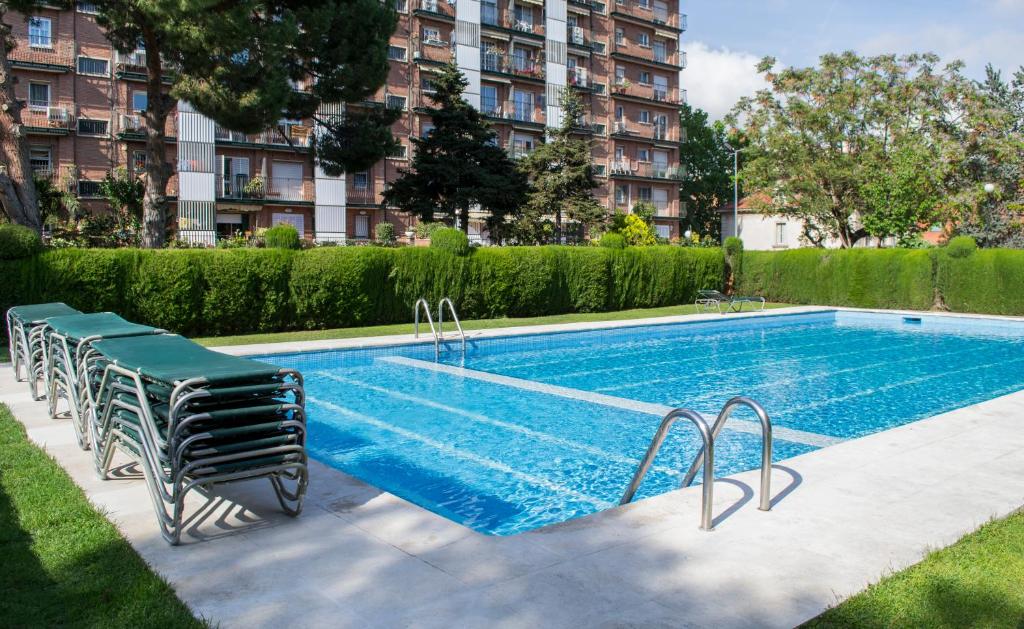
<box><xmin>610</xmin><ymin>40</ymin><xmax>681</xmax><ymax>69</ymax></box>
<box><xmin>611</xmin><ymin>80</ymin><xmax>684</xmax><ymax>107</ymax></box>
<box><xmin>413</xmin><ymin>39</ymin><xmax>454</xmax><ymax>64</ymax></box>
<box><xmin>480</xmin><ymin>50</ymin><xmax>545</xmax><ymax>82</ymax></box>
<box><xmin>21</xmin><ymin>101</ymin><xmax>75</xmax><ymax>135</ymax></box>
<box><xmin>568</xmin><ymin>66</ymin><xmax>589</xmax><ymax>88</ymax></box>
<box><xmin>608</xmin><ymin>159</ymin><xmax>684</xmax><ymax>180</ymax></box>
<box><xmin>567</xmin><ymin>26</ymin><xmax>591</xmax><ymax>49</ymax></box>
<box><xmin>347</xmin><ymin>180</ymin><xmax>396</xmax><ymax>207</ymax></box>
<box><xmin>215</xmin><ymin>175</ymin><xmax>315</xmax><ymax>204</ymax></box>
<box><xmin>507</xmin><ymin>143</ymin><xmax>536</xmax><ymax>160</ymax></box>
<box><xmin>9</xmin><ymin>36</ymin><xmax>74</xmax><ymax>72</ymax></box>
<box><xmin>214</xmin><ymin>124</ymin><xmax>313</xmax><ymax>151</ymax></box>
<box><xmin>483</xmin><ymin>99</ymin><xmax>545</xmax><ymax>127</ymax></box>
<box><xmin>414</xmin><ymin>0</ymin><xmax>455</xmax><ymax>20</ymax></box>
<box><xmin>481</xmin><ymin>5</ymin><xmax>545</xmax><ymax>37</ymax></box>
<box><xmin>116</xmin><ymin>111</ymin><xmax>178</xmax><ymax>140</ymax></box>
<box><xmin>610</xmin><ymin>120</ymin><xmax>679</xmax><ymax>144</ymax></box>
<box><xmin>611</xmin><ymin>0</ymin><xmax>681</xmax><ymax>30</ymax></box>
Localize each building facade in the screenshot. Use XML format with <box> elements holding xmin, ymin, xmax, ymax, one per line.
<box><xmin>8</xmin><ymin>0</ymin><xmax>687</xmax><ymax>243</ymax></box>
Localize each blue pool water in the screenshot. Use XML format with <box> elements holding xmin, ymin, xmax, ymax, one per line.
<box><xmin>261</xmin><ymin>311</ymin><xmax>1024</xmax><ymax>535</ymax></box>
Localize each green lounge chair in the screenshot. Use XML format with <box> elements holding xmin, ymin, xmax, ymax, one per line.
<box><xmin>90</xmin><ymin>334</ymin><xmax>307</xmax><ymax>545</ymax></box>
<box><xmin>43</xmin><ymin>312</ymin><xmax>165</xmax><ymax>449</ymax></box>
<box><xmin>7</xmin><ymin>303</ymin><xmax>81</xmax><ymax>399</ymax></box>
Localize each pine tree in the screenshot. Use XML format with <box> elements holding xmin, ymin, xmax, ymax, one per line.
<box><xmin>384</xmin><ymin>63</ymin><xmax>527</xmax><ymax>237</ymax></box>
<box><xmin>517</xmin><ymin>89</ymin><xmax>606</xmax><ymax>243</ymax></box>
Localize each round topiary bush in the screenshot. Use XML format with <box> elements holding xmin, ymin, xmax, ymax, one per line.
<box><xmin>0</xmin><ymin>223</ymin><xmax>43</xmax><ymax>260</ymax></box>
<box><xmin>945</xmin><ymin>235</ymin><xmax>977</xmax><ymax>258</ymax></box>
<box><xmin>598</xmin><ymin>232</ymin><xmax>627</xmax><ymax>249</ymax></box>
<box><xmin>264</xmin><ymin>223</ymin><xmax>301</xmax><ymax>250</ymax></box>
<box><xmin>429</xmin><ymin>227</ymin><xmax>470</xmax><ymax>255</ymax></box>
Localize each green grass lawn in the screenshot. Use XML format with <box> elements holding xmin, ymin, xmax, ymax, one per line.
<box><xmin>806</xmin><ymin>511</ymin><xmax>1024</xmax><ymax>628</ymax></box>
<box><xmin>0</xmin><ymin>405</ymin><xmax>204</xmax><ymax>627</ymax></box>
<box><xmin>196</xmin><ymin>302</ymin><xmax>790</xmax><ymax>347</ymax></box>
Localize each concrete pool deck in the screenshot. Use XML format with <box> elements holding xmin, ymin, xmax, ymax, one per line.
<box><xmin>3</xmin><ymin>305</ymin><xmax>1024</xmax><ymax>627</ymax></box>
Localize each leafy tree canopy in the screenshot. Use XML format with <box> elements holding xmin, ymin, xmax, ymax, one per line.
<box><xmin>678</xmin><ymin>103</ymin><xmax>734</xmax><ymax>241</ymax></box>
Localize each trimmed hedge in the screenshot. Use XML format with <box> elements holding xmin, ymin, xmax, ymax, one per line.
<box><xmin>0</xmin><ymin>224</ymin><xmax>43</xmax><ymax>260</ymax></box>
<box><xmin>737</xmin><ymin>248</ymin><xmax>935</xmax><ymax>310</ymax></box>
<box><xmin>937</xmin><ymin>249</ymin><xmax>1024</xmax><ymax>315</ymax></box>
<box><xmin>1</xmin><ymin>245</ymin><xmax>724</xmax><ymax>339</ymax></box>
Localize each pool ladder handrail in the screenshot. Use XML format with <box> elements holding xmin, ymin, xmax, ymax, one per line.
<box><xmin>619</xmin><ymin>396</ymin><xmax>773</xmax><ymax>531</ymax></box>
<box><xmin>437</xmin><ymin>297</ymin><xmax>466</xmax><ymax>354</ymax></box>
<box><xmin>413</xmin><ymin>298</ymin><xmax>440</xmax><ymax>360</ymax></box>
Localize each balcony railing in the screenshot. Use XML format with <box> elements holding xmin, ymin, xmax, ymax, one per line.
<box><xmin>414</xmin><ymin>40</ymin><xmax>454</xmax><ymax>63</ymax></box>
<box><xmin>480</xmin><ymin>50</ymin><xmax>545</xmax><ymax>80</ymax></box>
<box><xmin>9</xmin><ymin>36</ymin><xmax>74</xmax><ymax>69</ymax></box>
<box><xmin>115</xmin><ymin>51</ymin><xmax>149</xmax><ymax>76</ymax></box>
<box><xmin>214</xmin><ymin>124</ymin><xmax>313</xmax><ymax>148</ymax></box>
<box><xmin>116</xmin><ymin>111</ymin><xmax>177</xmax><ymax>138</ymax></box>
<box><xmin>507</xmin><ymin>143</ymin><xmax>536</xmax><ymax>160</ymax></box>
<box><xmin>416</xmin><ymin>0</ymin><xmax>455</xmax><ymax>18</ymax></box>
<box><xmin>611</xmin><ymin>80</ymin><xmax>684</xmax><ymax>105</ymax></box>
<box><xmin>568</xmin><ymin>66</ymin><xmax>589</xmax><ymax>88</ymax></box>
<box><xmin>609</xmin><ymin>160</ymin><xmax>684</xmax><ymax>180</ymax></box>
<box><xmin>216</xmin><ymin>175</ymin><xmax>314</xmax><ymax>202</ymax></box>
<box><xmin>611</xmin><ymin>40</ymin><xmax>679</xmax><ymax>67</ymax></box>
<box><xmin>481</xmin><ymin>99</ymin><xmax>545</xmax><ymax>125</ymax></box>
<box><xmin>610</xmin><ymin>120</ymin><xmax>676</xmax><ymax>142</ymax></box>
<box><xmin>612</xmin><ymin>0</ymin><xmax>680</xmax><ymax>28</ymax></box>
<box><xmin>21</xmin><ymin>101</ymin><xmax>75</xmax><ymax>132</ymax></box>
<box><xmin>567</xmin><ymin>25</ymin><xmax>589</xmax><ymax>47</ymax></box>
<box><xmin>347</xmin><ymin>179</ymin><xmax>395</xmax><ymax>207</ymax></box>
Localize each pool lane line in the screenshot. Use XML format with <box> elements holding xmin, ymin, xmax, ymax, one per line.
<box><xmin>313</xmin><ymin>371</ymin><xmax>681</xmax><ymax>477</ymax></box>
<box><xmin>306</xmin><ymin>397</ymin><xmax>615</xmax><ymax>510</ymax></box>
<box><xmin>380</xmin><ymin>356</ymin><xmax>842</xmax><ymax>449</ymax></box>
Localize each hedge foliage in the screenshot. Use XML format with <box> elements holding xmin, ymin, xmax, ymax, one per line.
<box><xmin>0</xmin><ymin>224</ymin><xmax>43</xmax><ymax>260</ymax></box>
<box><xmin>1</xmin><ymin>245</ymin><xmax>724</xmax><ymax>339</ymax></box>
<box><xmin>936</xmin><ymin>249</ymin><xmax>1024</xmax><ymax>315</ymax></box>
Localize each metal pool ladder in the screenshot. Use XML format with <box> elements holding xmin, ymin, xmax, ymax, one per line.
<box><xmin>620</xmin><ymin>396</ymin><xmax>773</xmax><ymax>531</ymax></box>
<box><xmin>413</xmin><ymin>297</ymin><xmax>466</xmax><ymax>360</ymax></box>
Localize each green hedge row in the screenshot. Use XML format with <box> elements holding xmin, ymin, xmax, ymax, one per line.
<box><xmin>736</xmin><ymin>247</ymin><xmax>1024</xmax><ymax>315</ymax></box>
<box><xmin>2</xmin><ymin>246</ymin><xmax>724</xmax><ymax>338</ymax></box>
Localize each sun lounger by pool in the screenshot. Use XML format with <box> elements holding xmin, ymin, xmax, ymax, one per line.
<box><xmin>43</xmin><ymin>312</ymin><xmax>166</xmax><ymax>449</ymax></box>
<box><xmin>696</xmin><ymin>290</ymin><xmax>766</xmax><ymax>314</ymax></box>
<box><xmin>88</xmin><ymin>334</ymin><xmax>308</xmax><ymax>544</ymax></box>
<box><xmin>6</xmin><ymin>303</ymin><xmax>81</xmax><ymax>399</ymax></box>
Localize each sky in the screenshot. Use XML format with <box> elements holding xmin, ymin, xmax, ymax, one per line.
<box><xmin>682</xmin><ymin>0</ymin><xmax>1024</xmax><ymax>120</ymax></box>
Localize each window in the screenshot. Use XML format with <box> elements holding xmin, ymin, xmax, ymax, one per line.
<box><xmin>481</xmin><ymin>85</ymin><xmax>498</xmax><ymax>115</ymax></box>
<box><xmin>639</xmin><ymin>71</ymin><xmax>651</xmax><ymax>85</ymax></box>
<box><xmin>614</xmin><ymin>28</ymin><xmax>624</xmax><ymax>45</ymax></box>
<box><xmin>653</xmin><ymin>0</ymin><xmax>668</xmax><ymax>22</ymax></box>
<box><xmin>28</xmin><ymin>83</ymin><xmax>50</xmax><ymax>109</ymax></box>
<box><xmin>637</xmin><ymin>148</ymin><xmax>650</xmax><ymax>162</ymax></box>
<box><xmin>481</xmin><ymin>0</ymin><xmax>498</xmax><ymax>24</ymax></box>
<box><xmin>615</xmin><ymin>185</ymin><xmax>628</xmax><ymax>205</ymax></box>
<box><xmin>76</xmin><ymin>2</ymin><xmax>99</xmax><ymax>13</ymax></box>
<box><xmin>614</xmin><ymin>146</ymin><xmax>625</xmax><ymax>160</ymax></box>
<box><xmin>355</xmin><ymin>214</ymin><xmax>370</xmax><ymax>239</ymax></box>
<box><xmin>28</xmin><ymin>17</ymin><xmax>51</xmax><ymax>48</ymax></box>
<box><xmin>652</xmin><ymin>149</ymin><xmax>669</xmax><ymax>175</ymax></box>
<box><xmin>653</xmin><ymin>40</ymin><xmax>667</xmax><ymax>63</ymax></box>
<box><xmin>77</xmin><ymin>56</ymin><xmax>109</xmax><ymax>76</ymax></box>
<box><xmin>131</xmin><ymin>150</ymin><xmax>147</xmax><ymax>173</ymax></box>
<box><xmin>513</xmin><ymin>4</ymin><xmax>533</xmax><ymax>28</ymax></box>
<box><xmin>219</xmin><ymin>156</ymin><xmax>250</xmax><ymax>196</ymax></box>
<box><xmin>593</xmin><ymin>1</ymin><xmax>606</xmax><ymax>13</ymax></box>
<box><xmin>389</xmin><ymin>144</ymin><xmax>408</xmax><ymax>159</ymax></box>
<box><xmin>775</xmin><ymin>223</ymin><xmax>787</xmax><ymax>246</ymax></box>
<box><xmin>386</xmin><ymin>94</ymin><xmax>407</xmax><ymax>110</ymax></box>
<box><xmin>353</xmin><ymin>172</ymin><xmax>369</xmax><ymax>189</ymax></box>
<box><xmin>393</xmin><ymin>0</ymin><xmax>407</xmax><ymax>11</ymax></box>
<box><xmin>638</xmin><ymin>110</ymin><xmax>650</xmax><ymax>124</ymax></box>
<box><xmin>594</xmin><ymin>164</ymin><xmax>606</xmax><ymax>176</ymax></box>
<box><xmin>422</xmin><ymin>27</ymin><xmax>441</xmax><ymax>43</ymax></box>
<box><xmin>653</xmin><ymin>75</ymin><xmax>669</xmax><ymax>100</ymax></box>
<box><xmin>652</xmin><ymin>188</ymin><xmax>668</xmax><ymax>211</ymax></box>
<box><xmin>638</xmin><ymin>186</ymin><xmax>652</xmax><ymax>201</ymax></box>
<box><xmin>132</xmin><ymin>90</ymin><xmax>147</xmax><ymax>112</ymax></box>
<box><xmin>656</xmin><ymin>224</ymin><xmax>670</xmax><ymax>239</ymax></box>
<box><xmin>513</xmin><ymin>90</ymin><xmax>533</xmax><ymax>122</ymax></box>
<box><xmin>592</xmin><ymin>82</ymin><xmax>606</xmax><ymax>95</ymax></box>
<box><xmin>615</xmin><ymin>66</ymin><xmax>626</xmax><ymax>83</ymax></box>
<box><xmin>387</xmin><ymin>45</ymin><xmax>407</xmax><ymax>61</ymax></box>
<box><xmin>78</xmin><ymin>180</ymin><xmax>103</xmax><ymax>197</ymax></box>
<box><xmin>77</xmin><ymin>118</ymin><xmax>108</xmax><ymax>135</ymax></box>
<box><xmin>420</xmin><ymin>77</ymin><xmax>437</xmax><ymax>93</ymax></box>
<box><xmin>591</xmin><ymin>41</ymin><xmax>606</xmax><ymax>54</ymax></box>
<box><xmin>29</xmin><ymin>147</ymin><xmax>51</xmax><ymax>172</ymax></box>
<box><xmin>614</xmin><ymin>105</ymin><xmax>624</xmax><ymax>121</ymax></box>
<box><xmin>421</xmin><ymin>122</ymin><xmax>434</xmax><ymax>137</ymax></box>
<box><xmin>637</xmin><ymin>32</ymin><xmax>650</xmax><ymax>47</ymax></box>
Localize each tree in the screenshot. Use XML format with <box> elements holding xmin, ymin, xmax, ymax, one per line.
<box><xmin>727</xmin><ymin>52</ymin><xmax>970</xmax><ymax>248</ymax></box>
<box><xmin>87</xmin><ymin>0</ymin><xmax>399</xmax><ymax>247</ymax></box>
<box><xmin>384</xmin><ymin>63</ymin><xmax>527</xmax><ymax>236</ymax></box>
<box><xmin>0</xmin><ymin>1</ymin><xmax>70</xmax><ymax>231</ymax></box>
<box><xmin>517</xmin><ymin>89</ymin><xmax>606</xmax><ymax>243</ymax></box>
<box><xmin>678</xmin><ymin>104</ymin><xmax>733</xmax><ymax>240</ymax></box>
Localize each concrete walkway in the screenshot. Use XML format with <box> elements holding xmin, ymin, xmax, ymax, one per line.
<box><xmin>4</xmin><ymin>308</ymin><xmax>1024</xmax><ymax>628</ymax></box>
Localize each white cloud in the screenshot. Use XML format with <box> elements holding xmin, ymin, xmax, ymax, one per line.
<box><xmin>681</xmin><ymin>42</ymin><xmax>766</xmax><ymax>122</ymax></box>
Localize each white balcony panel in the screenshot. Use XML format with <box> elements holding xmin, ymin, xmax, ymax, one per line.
<box><xmin>546</xmin><ymin>63</ymin><xmax>567</xmax><ymax>87</ymax></box>
<box><xmin>176</xmin><ymin>108</ymin><xmax>215</xmax><ymax>143</ymax></box>
<box><xmin>456</xmin><ymin>0</ymin><xmax>480</xmax><ymax>24</ymax></box>
<box><xmin>315</xmin><ymin>176</ymin><xmax>346</xmax><ymax>205</ymax></box>
<box><xmin>178</xmin><ymin>172</ymin><xmax>215</xmax><ymax>202</ymax></box>
<box><xmin>315</xmin><ymin>205</ymin><xmax>346</xmax><ymax>240</ymax></box>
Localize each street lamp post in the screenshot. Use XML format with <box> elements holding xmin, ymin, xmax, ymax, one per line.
<box><xmin>724</xmin><ymin>142</ymin><xmax>745</xmax><ymax>239</ymax></box>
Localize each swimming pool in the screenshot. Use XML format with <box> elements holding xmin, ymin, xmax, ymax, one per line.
<box><xmin>260</xmin><ymin>310</ymin><xmax>1024</xmax><ymax>535</ymax></box>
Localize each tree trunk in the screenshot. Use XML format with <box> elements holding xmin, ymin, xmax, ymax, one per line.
<box><xmin>0</xmin><ymin>15</ymin><xmax>41</xmax><ymax>231</ymax></box>
<box><xmin>459</xmin><ymin>202</ymin><xmax>469</xmax><ymax>235</ymax></box>
<box><xmin>139</xmin><ymin>29</ymin><xmax>171</xmax><ymax>248</ymax></box>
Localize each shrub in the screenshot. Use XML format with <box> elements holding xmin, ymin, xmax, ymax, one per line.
<box><xmin>945</xmin><ymin>235</ymin><xmax>977</xmax><ymax>259</ymax></box>
<box><xmin>723</xmin><ymin>237</ymin><xmax>743</xmax><ymax>290</ymax></box>
<box><xmin>620</xmin><ymin>214</ymin><xmax>657</xmax><ymax>246</ymax></box>
<box><xmin>375</xmin><ymin>222</ymin><xmax>396</xmax><ymax>245</ymax></box>
<box><xmin>0</xmin><ymin>224</ymin><xmax>43</xmax><ymax>260</ymax></box>
<box><xmin>936</xmin><ymin>249</ymin><xmax>1024</xmax><ymax>315</ymax></box>
<box><xmin>430</xmin><ymin>227</ymin><xmax>470</xmax><ymax>256</ymax></box>
<box><xmin>264</xmin><ymin>224</ymin><xmax>301</xmax><ymax>250</ymax></box>
<box><xmin>599</xmin><ymin>232</ymin><xmax>626</xmax><ymax>249</ymax></box>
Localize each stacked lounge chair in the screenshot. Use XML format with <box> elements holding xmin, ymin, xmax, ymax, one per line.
<box><xmin>43</xmin><ymin>312</ymin><xmax>166</xmax><ymax>449</ymax></box>
<box><xmin>6</xmin><ymin>305</ymin><xmax>309</xmax><ymax>545</ymax></box>
<box><xmin>7</xmin><ymin>302</ymin><xmax>81</xmax><ymax>399</ymax></box>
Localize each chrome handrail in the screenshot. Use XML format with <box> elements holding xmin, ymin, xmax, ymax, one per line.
<box><xmin>413</xmin><ymin>298</ymin><xmax>440</xmax><ymax>360</ymax></box>
<box><xmin>620</xmin><ymin>408</ymin><xmax>716</xmax><ymax>531</ymax></box>
<box><xmin>682</xmin><ymin>396</ymin><xmax>773</xmax><ymax>512</ymax></box>
<box><xmin>437</xmin><ymin>297</ymin><xmax>466</xmax><ymax>354</ymax></box>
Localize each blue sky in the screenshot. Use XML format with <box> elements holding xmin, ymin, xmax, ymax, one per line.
<box><xmin>683</xmin><ymin>0</ymin><xmax>1024</xmax><ymax>119</ymax></box>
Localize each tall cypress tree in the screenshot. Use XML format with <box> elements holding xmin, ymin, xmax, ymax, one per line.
<box><xmin>517</xmin><ymin>89</ymin><xmax>606</xmax><ymax>243</ymax></box>
<box><xmin>384</xmin><ymin>63</ymin><xmax>527</xmax><ymax>237</ymax></box>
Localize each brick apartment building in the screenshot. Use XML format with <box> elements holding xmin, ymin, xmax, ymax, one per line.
<box><xmin>7</xmin><ymin>0</ymin><xmax>687</xmax><ymax>244</ymax></box>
